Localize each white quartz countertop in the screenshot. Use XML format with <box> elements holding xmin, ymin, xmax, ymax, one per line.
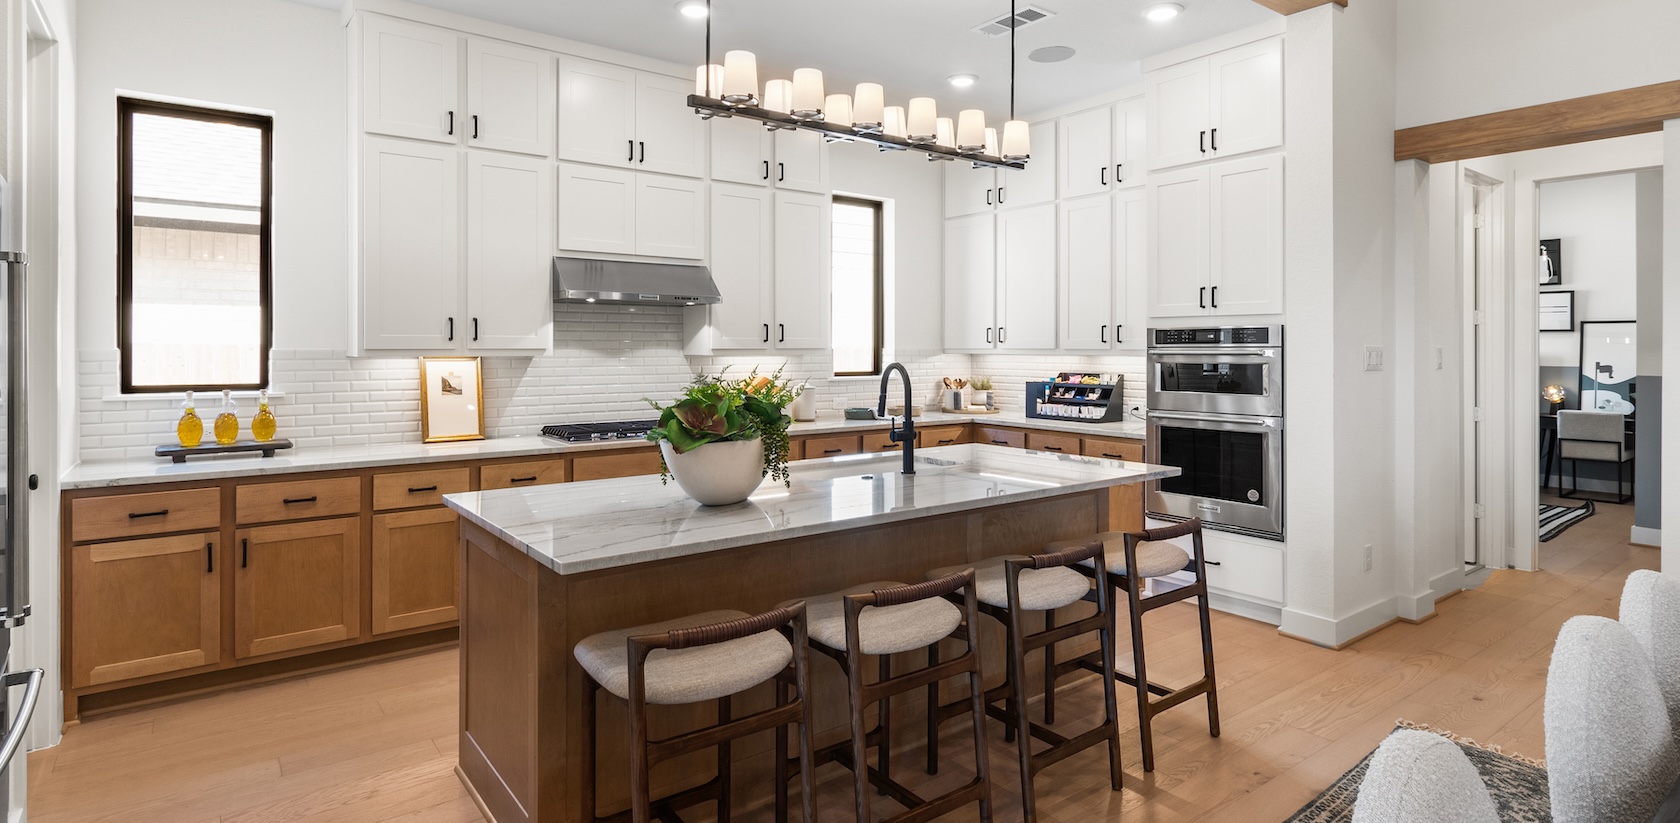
<box><xmin>59</xmin><ymin>410</ymin><xmax>1145</xmax><ymax>490</ymax></box>
<box><xmin>442</xmin><ymin>443</ymin><xmax>1177</xmax><ymax>576</ymax></box>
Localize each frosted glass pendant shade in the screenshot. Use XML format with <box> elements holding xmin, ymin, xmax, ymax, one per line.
<box><xmin>824</xmin><ymin>93</ymin><xmax>853</xmax><ymax>126</ymax></box>
<box><xmin>956</xmin><ymin>109</ymin><xmax>986</xmax><ymax>153</ymax></box>
<box><xmin>722</xmin><ymin>51</ymin><xmax>758</xmax><ymax>106</ymax></box>
<box><xmin>984</xmin><ymin>127</ymin><xmax>999</xmax><ymax>157</ymax></box>
<box><xmin>694</xmin><ymin>64</ymin><xmax>724</xmax><ymax>97</ymax></box>
<box><xmin>853</xmin><ymin>83</ymin><xmax>884</xmax><ymax>133</ymax></box>
<box><xmin>762</xmin><ymin>79</ymin><xmax>794</xmax><ymax>114</ymax></box>
<box><xmin>906</xmin><ymin>97</ymin><xmax>937</xmax><ymax>144</ymax></box>
<box><xmin>1001</xmin><ymin>119</ymin><xmax>1030</xmax><ymax>160</ymax></box>
<box><xmin>882</xmin><ymin>106</ymin><xmax>908</xmax><ymax>139</ymax></box>
<box><xmin>935</xmin><ymin>117</ymin><xmax>955</xmax><ymax>148</ymax></box>
<box><xmin>791</xmin><ymin>68</ymin><xmax>824</xmax><ymax>120</ymax></box>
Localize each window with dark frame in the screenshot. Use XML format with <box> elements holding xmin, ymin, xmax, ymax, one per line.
<box><xmin>118</xmin><ymin>97</ymin><xmax>273</xmax><ymax>393</ymax></box>
<box><xmin>831</xmin><ymin>196</ymin><xmax>884</xmax><ymax>377</ymax></box>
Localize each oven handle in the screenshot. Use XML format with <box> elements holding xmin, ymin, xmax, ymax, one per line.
<box><xmin>0</xmin><ymin>667</ymin><xmax>43</xmax><ymax>773</ymax></box>
<box><xmin>1148</xmin><ymin>410</ymin><xmax>1281</xmax><ymax>428</ymax></box>
<box><xmin>1148</xmin><ymin>347</ymin><xmax>1278</xmax><ymax>358</ymax></box>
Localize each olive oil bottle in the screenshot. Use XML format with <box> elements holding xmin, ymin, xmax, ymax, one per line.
<box><xmin>176</xmin><ymin>391</ymin><xmax>204</xmax><ymax>448</ymax></box>
<box><xmin>251</xmin><ymin>390</ymin><xmax>277</xmax><ymax>443</ymax></box>
<box><xmin>213</xmin><ymin>389</ymin><xmax>240</xmax><ymax>446</ymax></box>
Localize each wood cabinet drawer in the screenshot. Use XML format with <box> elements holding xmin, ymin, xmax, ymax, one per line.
<box><xmin>1082</xmin><ymin>437</ymin><xmax>1143</xmax><ymax>462</ymax></box>
<box><xmin>1026</xmin><ymin>432</ymin><xmax>1081</xmax><ymax>454</ymax></box>
<box><xmin>373</xmin><ymin>468</ymin><xmax>471</xmax><ymax>511</ymax></box>
<box><xmin>1152</xmin><ymin>524</ymin><xmax>1284</xmax><ymax>605</ymax></box>
<box><xmin>572</xmin><ymin>448</ymin><xmax>663</xmax><ymax>482</ymax></box>
<box><xmin>973</xmin><ymin>426</ymin><xmax>1025</xmax><ymax>449</ymax></box>
<box><xmin>71</xmin><ymin>488</ymin><xmax>222</xmax><ymax>543</ymax></box>
<box><xmin>236</xmin><ymin>477</ymin><xmax>363</xmax><ymax>524</ymax></box>
<box><xmin>919</xmin><ymin>425</ymin><xmax>968</xmax><ymax>448</ymax></box>
<box><xmin>803</xmin><ymin>434</ymin><xmax>861</xmax><ymax>458</ymax></box>
<box><xmin>861</xmin><ymin>432</ymin><xmax>906</xmax><ymax>453</ymax></box>
<box><xmin>481</xmin><ymin>459</ymin><xmax>569</xmax><ymax>490</ymax></box>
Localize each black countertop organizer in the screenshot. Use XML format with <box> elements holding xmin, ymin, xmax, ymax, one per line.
<box><xmin>1027</xmin><ymin>374</ymin><xmax>1128</xmax><ymax>423</ymax></box>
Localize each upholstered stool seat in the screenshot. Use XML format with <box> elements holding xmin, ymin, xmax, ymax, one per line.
<box><xmin>784</xmin><ymin>581</ymin><xmax>963</xmax><ymax>655</ymax></box>
<box><xmin>1047</xmin><ymin>531</ymin><xmax>1190</xmax><ymax>579</ymax></box>
<box><xmin>574</xmin><ymin>609</ymin><xmax>793</xmax><ymax>705</ymax></box>
<box><xmin>926</xmin><ymin>556</ymin><xmax>1090</xmax><ymax>611</ymax></box>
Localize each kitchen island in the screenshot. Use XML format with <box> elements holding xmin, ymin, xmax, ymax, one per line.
<box><xmin>443</xmin><ymin>443</ymin><xmax>1175</xmax><ymax>823</ymax></box>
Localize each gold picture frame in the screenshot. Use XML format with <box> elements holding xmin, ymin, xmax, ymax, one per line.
<box><xmin>419</xmin><ymin>357</ymin><xmax>485</xmax><ymax>443</ymax></box>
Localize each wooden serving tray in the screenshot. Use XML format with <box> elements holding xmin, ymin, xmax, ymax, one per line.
<box><xmin>155</xmin><ymin>438</ymin><xmax>295</xmax><ymax>463</ymax></box>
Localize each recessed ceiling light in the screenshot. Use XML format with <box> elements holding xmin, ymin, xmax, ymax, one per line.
<box><xmin>1028</xmin><ymin>46</ymin><xmax>1076</xmax><ymax>64</ymax></box>
<box><xmin>675</xmin><ymin>0</ymin><xmax>708</xmax><ymax>19</ymax></box>
<box><xmin>947</xmin><ymin>74</ymin><xmax>978</xmax><ymax>88</ymax></box>
<box><xmin>1144</xmin><ymin>3</ymin><xmax>1183</xmax><ymax>22</ymax></box>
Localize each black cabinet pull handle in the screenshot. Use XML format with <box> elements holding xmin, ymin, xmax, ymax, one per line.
<box><xmin>1043</xmin><ymin>445</ymin><xmax>1065</xmax><ymax>452</ymax></box>
<box><xmin>763</xmin><ymin>323</ymin><xmax>770</xmax><ymax>343</ymax></box>
<box><xmin>778</xmin><ymin>323</ymin><xmax>785</xmax><ymax>343</ymax></box>
<box><xmin>937</xmin><ymin>438</ymin><xmax>956</xmax><ymax>445</ymax></box>
<box><xmin>207</xmin><ymin>543</ymin><xmax>214</xmax><ymax>574</ymax></box>
<box><xmin>986</xmin><ymin>327</ymin><xmax>993</xmax><ymax>344</ymax></box>
<box><xmin>1116</xmin><ymin>324</ymin><xmax>1123</xmax><ymax>343</ymax></box>
<box><xmin>472</xmin><ymin>115</ymin><xmax>479</xmax><ymax>139</ymax></box>
<box><xmin>638</xmin><ymin>141</ymin><xmax>645</xmax><ymax>163</ymax></box>
<box><xmin>510</xmin><ymin>476</ymin><xmax>538</xmax><ymax>484</ymax></box>
<box><xmin>986</xmin><ymin>188</ymin><xmax>993</xmax><ymax>206</ymax></box>
<box><xmin>1210</xmin><ymin>128</ymin><xmax>1218</xmax><ymax>152</ymax></box>
<box><xmin>408</xmin><ymin>485</ymin><xmax>438</xmax><ymax>494</ymax></box>
<box><xmin>447</xmin><ymin>111</ymin><xmax>454</xmax><ymax>136</ymax></box>
<box><xmin>1200</xmin><ymin>130</ymin><xmax>1207</xmax><ymax>153</ymax></box>
<box><xmin>447</xmin><ymin>317</ymin><xmax>454</xmax><ymax>341</ymax></box>
<box><xmin>990</xmin><ymin>439</ymin><xmax>1009</xmax><ymax>446</ymax></box>
<box><xmin>1116</xmin><ymin>163</ymin><xmax>1123</xmax><ymax>183</ymax></box>
<box><xmin>999</xmin><ymin>327</ymin><xmax>1006</xmax><ymax>343</ymax></box>
<box><xmin>282</xmin><ymin>496</ymin><xmax>317</xmax><ymax>505</ymax></box>
<box><xmin>1199</xmin><ymin>287</ymin><xmax>1207</xmax><ymax>309</ymax></box>
<box><xmin>1204</xmin><ymin>560</ymin><xmax>1223</xmax><ymax>566</ymax></box>
<box><xmin>881</xmin><ymin>443</ymin><xmax>901</xmax><ymax>450</ymax></box>
<box><xmin>1101</xmin><ymin>166</ymin><xmax>1108</xmax><ymax>187</ymax></box>
<box><xmin>628</xmin><ymin>139</ymin><xmax>635</xmax><ymax>162</ymax></box>
<box><xmin>1101</xmin><ymin>325</ymin><xmax>1107</xmax><ymax>344</ymax></box>
<box><xmin>998</xmin><ymin>186</ymin><xmax>1005</xmax><ymax>202</ymax></box>
<box><xmin>777</xmin><ymin>162</ymin><xmax>785</xmax><ymax>182</ymax></box>
<box><xmin>762</xmin><ymin>160</ymin><xmax>770</xmax><ymax>180</ymax></box>
<box><xmin>241</xmin><ymin>538</ymin><xmax>249</xmax><ymax>569</ymax></box>
<box><xmin>128</xmin><ymin>509</ymin><xmax>168</xmax><ymax>519</ymax></box>
<box><xmin>823</xmin><ymin>448</ymin><xmax>842</xmax><ymax>454</ymax></box>
<box><xmin>1102</xmin><ymin>452</ymin><xmax>1124</xmax><ymax>459</ymax></box>
<box><xmin>473</xmin><ymin>318</ymin><xmax>479</xmax><ymax>342</ymax></box>
<box><xmin>1211</xmin><ymin>286</ymin><xmax>1218</xmax><ymax>308</ymax></box>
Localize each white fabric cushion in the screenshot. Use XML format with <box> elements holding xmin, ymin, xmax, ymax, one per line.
<box><xmin>1621</xmin><ymin>569</ymin><xmax>1680</xmax><ymax>739</ymax></box>
<box><xmin>574</xmin><ymin>609</ymin><xmax>792</xmax><ymax>705</ymax></box>
<box><xmin>927</xmin><ymin>557</ymin><xmax>1090</xmax><ymax>611</ymax></box>
<box><xmin>785</xmin><ymin>582</ymin><xmax>963</xmax><ymax>655</ymax></box>
<box><xmin>1352</xmin><ymin>729</ymin><xmax>1499</xmax><ymax>823</ymax></box>
<box><xmin>1046</xmin><ymin>532</ymin><xmax>1192</xmax><ymax>580</ymax></box>
<box><xmin>1545</xmin><ymin>615</ymin><xmax>1680</xmax><ymax>823</ymax></box>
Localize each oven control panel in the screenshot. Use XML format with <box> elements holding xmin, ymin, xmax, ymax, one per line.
<box><xmin>1151</xmin><ymin>326</ymin><xmax>1279</xmax><ymax>346</ymax></box>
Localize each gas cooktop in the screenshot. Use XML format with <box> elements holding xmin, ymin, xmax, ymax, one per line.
<box><xmin>540</xmin><ymin>419</ymin><xmax>660</xmax><ymax>443</ymax></box>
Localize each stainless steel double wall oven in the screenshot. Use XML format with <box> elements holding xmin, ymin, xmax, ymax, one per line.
<box><xmin>1146</xmin><ymin>326</ymin><xmax>1285</xmax><ymax>540</ymax></box>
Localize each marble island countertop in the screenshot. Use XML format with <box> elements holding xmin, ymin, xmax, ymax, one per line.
<box><xmin>60</xmin><ymin>409</ymin><xmax>1146</xmax><ymax>490</ymax></box>
<box><xmin>442</xmin><ymin>443</ymin><xmax>1177</xmax><ymax>576</ymax></box>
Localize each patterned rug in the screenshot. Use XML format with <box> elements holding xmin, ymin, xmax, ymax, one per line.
<box><xmin>1539</xmin><ymin>500</ymin><xmax>1595</xmax><ymax>542</ymax></box>
<box><xmin>1284</xmin><ymin>722</ymin><xmax>1551</xmax><ymax>822</ymax></box>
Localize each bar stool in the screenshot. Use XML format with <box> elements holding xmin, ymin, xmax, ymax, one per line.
<box><xmin>927</xmin><ymin>542</ymin><xmax>1123</xmax><ymax>823</ymax></box>
<box><xmin>780</xmin><ymin>573</ymin><xmax>993</xmax><ymax>823</ymax></box>
<box><xmin>1044</xmin><ymin>518</ymin><xmax>1220</xmax><ymax>772</ymax></box>
<box><xmin>574</xmin><ymin>604</ymin><xmax>818</xmax><ymax>823</ymax></box>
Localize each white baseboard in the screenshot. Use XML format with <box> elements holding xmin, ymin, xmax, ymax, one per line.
<box><xmin>1281</xmin><ymin>597</ymin><xmax>1399</xmax><ymax>648</ymax></box>
<box><xmin>1631</xmin><ymin>525</ymin><xmax>1662</xmax><ymax>548</ymax></box>
<box><xmin>1208</xmin><ymin>592</ymin><xmax>1282</xmax><ymax>626</ymax></box>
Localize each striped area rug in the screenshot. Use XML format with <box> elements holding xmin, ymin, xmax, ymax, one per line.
<box><xmin>1539</xmin><ymin>500</ymin><xmax>1595</xmax><ymax>542</ymax></box>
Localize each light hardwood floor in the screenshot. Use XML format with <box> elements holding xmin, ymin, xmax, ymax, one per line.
<box><xmin>30</xmin><ymin>499</ymin><xmax>1646</xmax><ymax>823</ymax></box>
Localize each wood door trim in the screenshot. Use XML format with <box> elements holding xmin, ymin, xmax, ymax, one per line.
<box><xmin>1247</xmin><ymin>0</ymin><xmax>1345</xmax><ymax>14</ymax></box>
<box><xmin>1395</xmin><ymin>80</ymin><xmax>1680</xmax><ymax>164</ymax></box>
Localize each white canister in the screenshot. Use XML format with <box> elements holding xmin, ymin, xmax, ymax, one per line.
<box><xmin>946</xmin><ymin>389</ymin><xmax>965</xmax><ymax>410</ymax></box>
<box><xmin>790</xmin><ymin>391</ymin><xmax>817</xmax><ymax>422</ymax></box>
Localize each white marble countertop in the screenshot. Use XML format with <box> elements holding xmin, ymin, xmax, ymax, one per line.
<box><xmin>442</xmin><ymin>443</ymin><xmax>1177</xmax><ymax>576</ymax></box>
<box><xmin>60</xmin><ymin>410</ymin><xmax>1146</xmax><ymax>490</ymax></box>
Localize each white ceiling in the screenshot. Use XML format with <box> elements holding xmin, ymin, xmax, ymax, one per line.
<box><xmin>295</xmin><ymin>0</ymin><xmax>1278</xmax><ymax>117</ymax></box>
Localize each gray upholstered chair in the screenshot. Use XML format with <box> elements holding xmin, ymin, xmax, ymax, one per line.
<box><xmin>1622</xmin><ymin>570</ymin><xmax>1680</xmax><ymax>740</ymax></box>
<box><xmin>1352</xmin><ymin>729</ymin><xmax>1499</xmax><ymax>823</ymax></box>
<box><xmin>1545</xmin><ymin>615</ymin><xmax>1680</xmax><ymax>823</ymax></box>
<box><xmin>1556</xmin><ymin>409</ymin><xmax>1634</xmax><ymax>502</ymax></box>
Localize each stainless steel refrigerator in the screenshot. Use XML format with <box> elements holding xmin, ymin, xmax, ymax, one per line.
<box><xmin>0</xmin><ymin>251</ymin><xmax>43</xmax><ymax>814</ymax></box>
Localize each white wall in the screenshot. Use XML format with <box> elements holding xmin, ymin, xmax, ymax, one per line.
<box><xmin>75</xmin><ymin>0</ymin><xmax>348</xmax><ymax>354</ymax></box>
<box><xmin>1396</xmin><ymin>0</ymin><xmax>1680</xmax><ymax>129</ymax></box>
<box><xmin>1537</xmin><ymin>174</ymin><xmax>1638</xmax><ymax>367</ymax></box>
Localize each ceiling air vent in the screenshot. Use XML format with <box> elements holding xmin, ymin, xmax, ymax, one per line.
<box><xmin>972</xmin><ymin>5</ymin><xmax>1054</xmax><ymax>37</ymax></box>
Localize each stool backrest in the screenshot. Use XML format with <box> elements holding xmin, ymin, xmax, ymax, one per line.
<box><xmin>1557</xmin><ymin>410</ymin><xmax>1625</xmax><ymax>444</ymax></box>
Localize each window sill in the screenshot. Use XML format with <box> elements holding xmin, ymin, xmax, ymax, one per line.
<box><xmin>98</xmin><ymin>389</ymin><xmax>285</xmax><ymax>403</ymax></box>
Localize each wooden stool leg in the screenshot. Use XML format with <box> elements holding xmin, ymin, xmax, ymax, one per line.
<box><xmin>1042</xmin><ymin>609</ymin><xmax>1057</xmax><ymax>725</ymax></box>
<box><xmin>843</xmin><ymin>658</ymin><xmax>873</xmax><ymax>823</ymax></box>
<box><xmin>1198</xmin><ymin>587</ymin><xmax>1221</xmax><ymax>738</ymax></box>
<box><xmin>926</xmin><ymin>641</ymin><xmax>941</xmax><ymax>775</ymax></box>
<box><xmin>774</xmin><ymin>679</ymin><xmax>789</xmax><ymax>822</ymax></box>
<box><xmin>629</xmin><ymin>693</ymin><xmax>653</xmax><ymax>823</ymax></box>
<box><xmin>878</xmin><ymin>654</ymin><xmax>892</xmax><ymax>793</ymax></box>
<box><xmin>716</xmin><ymin>695</ymin><xmax>733</xmax><ymax>823</ymax></box>
<box><xmin>583</xmin><ymin>678</ymin><xmax>599</xmax><ymax>823</ymax></box>
<box><xmin>966</xmin><ymin>628</ymin><xmax>995</xmax><ymax>823</ymax></box>
<box><xmin>1123</xmin><ymin>574</ymin><xmax>1155</xmax><ymax>772</ymax></box>
<box><xmin>1097</xmin><ymin>586</ymin><xmax>1123</xmax><ymax>790</ymax></box>
<box><xmin>793</xmin><ymin>639</ymin><xmax>819</xmax><ymax>823</ymax></box>
<box><xmin>1002</xmin><ymin>628</ymin><xmax>1019</xmax><ymax>744</ymax></box>
<box><xmin>1005</xmin><ymin>602</ymin><xmax>1038</xmax><ymax>823</ymax></box>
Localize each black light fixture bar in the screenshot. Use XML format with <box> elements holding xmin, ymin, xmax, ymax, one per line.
<box><xmin>688</xmin><ymin>95</ymin><xmax>1026</xmax><ymax>171</ymax></box>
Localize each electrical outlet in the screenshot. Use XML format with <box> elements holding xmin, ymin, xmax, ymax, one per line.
<box><xmin>1364</xmin><ymin>346</ymin><xmax>1384</xmax><ymax>372</ymax></box>
<box><xmin>1363</xmin><ymin>544</ymin><xmax>1373</xmax><ymax>572</ymax></box>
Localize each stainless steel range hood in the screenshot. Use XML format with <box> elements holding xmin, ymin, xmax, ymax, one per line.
<box><xmin>552</xmin><ymin>256</ymin><xmax>722</xmax><ymax>306</ymax></box>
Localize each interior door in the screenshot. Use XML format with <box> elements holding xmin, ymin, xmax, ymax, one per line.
<box><xmin>555</xmin><ymin>55</ymin><xmax>637</xmax><ymax>168</ymax></box>
<box><xmin>1058</xmin><ymin>106</ymin><xmax>1112</xmax><ymax>199</ymax></box>
<box><xmin>361</xmin><ymin>15</ymin><xmax>461</xmax><ymax>144</ymax></box>
<box><xmin>360</xmin><ymin>136</ymin><xmax>460</xmax><ymax>350</ymax></box>
<box><xmin>707</xmin><ymin>184</ymin><xmax>772</xmax><ymax>348</ymax></box>
<box><xmin>555</xmin><ymin>162</ymin><xmax>637</xmax><ymax>255</ymax></box>
<box><xmin>710</xmin><ymin>116</ymin><xmax>772</xmax><ymax>186</ymax></box>
<box><xmin>636</xmin><ymin>72</ymin><xmax>707</xmax><ymax>179</ymax></box>
<box><xmin>465</xmin><ymin>37</ymin><xmax>553</xmax><ymax>157</ymax></box>
<box><xmin>1208</xmin><ymin>38</ymin><xmax>1284</xmax><ymax>159</ymax></box>
<box><xmin>772</xmin><ymin>190</ymin><xmax>829</xmax><ymax>349</ymax></box>
<box><xmin>996</xmin><ymin>203</ymin><xmax>1057</xmax><ymax>350</ymax></box>
<box><xmin>635</xmin><ymin>174</ymin><xmax>706</xmax><ymax>260</ymax></box>
<box><xmin>1147</xmin><ymin>165</ymin><xmax>1210</xmax><ymax>318</ymax></box>
<box><xmin>943</xmin><ymin>214</ymin><xmax>996</xmax><ymax>351</ymax></box>
<box><xmin>1208</xmin><ymin>153</ymin><xmax>1283</xmax><ymax>315</ymax></box>
<box><xmin>1058</xmin><ymin>195</ymin><xmax>1113</xmax><ymax>351</ymax></box>
<box><xmin>467</xmin><ymin>152</ymin><xmax>551</xmax><ymax>351</ymax></box>
<box><xmin>1146</xmin><ymin>58</ymin><xmax>1210</xmax><ymax>171</ymax></box>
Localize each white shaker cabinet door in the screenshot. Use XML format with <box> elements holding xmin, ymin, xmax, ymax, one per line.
<box><xmin>1209</xmin><ymin>38</ymin><xmax>1283</xmax><ymax>159</ymax></box>
<box><xmin>465</xmin><ymin>38</ymin><xmax>554</xmax><ymax>157</ymax></box>
<box><xmin>1058</xmin><ymin>195</ymin><xmax>1113</xmax><ymax>351</ymax></box>
<box><xmin>361</xmin><ymin>16</ymin><xmax>461</xmax><ymax>144</ymax></box>
<box><xmin>1147</xmin><ymin>165</ymin><xmax>1211</xmax><ymax>318</ymax></box>
<box><xmin>636</xmin><ymin>72</ymin><xmax>707</xmax><ymax>179</ymax></box>
<box><xmin>1058</xmin><ymin>106</ymin><xmax>1112</xmax><ymax>200</ymax></box>
<box><xmin>772</xmin><ymin>191</ymin><xmax>830</xmax><ymax>349</ymax></box>
<box><xmin>1208</xmin><ymin>153</ymin><xmax>1283</xmax><ymax>316</ymax></box>
<box><xmin>707</xmin><ymin>184</ymin><xmax>773</xmax><ymax>349</ymax></box>
<box><xmin>360</xmin><ymin>137</ymin><xmax>461</xmax><ymax>350</ymax></box>
<box><xmin>1113</xmin><ymin>96</ymin><xmax>1148</xmax><ymax>190</ymax></box>
<box><xmin>997</xmin><ymin>120</ymin><xmax>1057</xmax><ymax>208</ymax></box>
<box><xmin>1146</xmin><ymin>58</ymin><xmax>1211</xmax><ymax>171</ymax></box>
<box><xmin>943</xmin><ymin>214</ymin><xmax>997</xmax><ymax>352</ymax></box>
<box><xmin>996</xmin><ymin>204</ymin><xmax>1057</xmax><ymax>351</ymax></box>
<box><xmin>555</xmin><ymin>162</ymin><xmax>637</xmax><ymax>256</ymax></box>
<box><xmin>635</xmin><ymin>174</ymin><xmax>706</xmax><ymax>260</ymax></box>
<box><xmin>556</xmin><ymin>55</ymin><xmax>637</xmax><ymax>168</ymax></box>
<box><xmin>944</xmin><ymin>165</ymin><xmax>996</xmax><ymax>218</ymax></box>
<box><xmin>710</xmin><ymin>116</ymin><xmax>774</xmax><ymax>187</ymax></box>
<box><xmin>1114</xmin><ymin>188</ymin><xmax>1148</xmax><ymax>350</ymax></box>
<box><xmin>467</xmin><ymin>152</ymin><xmax>551</xmax><ymax>352</ymax></box>
<box><xmin>772</xmin><ymin>129</ymin><xmax>830</xmax><ymax>194</ymax></box>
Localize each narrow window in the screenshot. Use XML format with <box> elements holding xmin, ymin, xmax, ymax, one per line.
<box><xmin>118</xmin><ymin>98</ymin><xmax>273</xmax><ymax>392</ymax></box>
<box><xmin>831</xmin><ymin>196</ymin><xmax>884</xmax><ymax>376</ymax></box>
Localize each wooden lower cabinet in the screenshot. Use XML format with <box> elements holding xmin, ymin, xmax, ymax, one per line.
<box><xmin>372</xmin><ymin>508</ymin><xmax>461</xmax><ymax>634</ymax></box>
<box><xmin>974</xmin><ymin>426</ymin><xmax>1026</xmax><ymax>449</ymax></box>
<box><xmin>481</xmin><ymin>458</ymin><xmax>568</xmax><ymax>490</ymax></box>
<box><xmin>1083</xmin><ymin>437</ymin><xmax>1144</xmax><ymax>462</ymax></box>
<box><xmin>1026</xmin><ymin>431</ymin><xmax>1081</xmax><ymax>454</ymax></box>
<box><xmin>573</xmin><ymin>448</ymin><xmax>664</xmax><ymax>481</ymax></box>
<box><xmin>802</xmin><ymin>434</ymin><xmax>861</xmax><ymax>457</ymax></box>
<box><xmin>919</xmin><ymin>425</ymin><xmax>968</xmax><ymax>447</ymax></box>
<box><xmin>234</xmin><ymin>517</ymin><xmax>362</xmax><ymax>659</ymax></box>
<box><xmin>861</xmin><ymin>431</ymin><xmax>906</xmax><ymax>453</ymax></box>
<box><xmin>70</xmin><ymin>532</ymin><xmax>220</xmax><ymax>688</ymax></box>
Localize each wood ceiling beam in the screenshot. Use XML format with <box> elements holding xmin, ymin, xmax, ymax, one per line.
<box><xmin>1395</xmin><ymin>80</ymin><xmax>1680</xmax><ymax>164</ymax></box>
<box><xmin>1247</xmin><ymin>0</ymin><xmax>1347</xmax><ymax>15</ymax></box>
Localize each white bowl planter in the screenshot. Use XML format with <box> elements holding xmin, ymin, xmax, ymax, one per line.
<box><xmin>659</xmin><ymin>438</ymin><xmax>767</xmax><ymax>506</ymax></box>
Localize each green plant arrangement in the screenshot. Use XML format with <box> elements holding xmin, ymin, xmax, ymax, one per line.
<box><xmin>970</xmin><ymin>376</ymin><xmax>994</xmax><ymax>391</ymax></box>
<box><xmin>645</xmin><ymin>367</ymin><xmax>806</xmax><ymax>486</ymax></box>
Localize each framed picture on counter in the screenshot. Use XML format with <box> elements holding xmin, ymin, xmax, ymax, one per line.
<box><xmin>419</xmin><ymin>356</ymin><xmax>485</xmax><ymax>443</ymax></box>
<box><xmin>1539</xmin><ymin>290</ymin><xmax>1574</xmax><ymax>332</ymax></box>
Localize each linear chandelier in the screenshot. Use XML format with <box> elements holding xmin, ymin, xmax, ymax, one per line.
<box><xmin>687</xmin><ymin>0</ymin><xmax>1031</xmax><ymax>171</ymax></box>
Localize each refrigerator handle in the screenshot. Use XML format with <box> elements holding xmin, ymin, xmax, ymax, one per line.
<box><xmin>3</xmin><ymin>253</ymin><xmax>27</xmax><ymax>628</ymax></box>
<box><xmin>0</xmin><ymin>668</ymin><xmax>43</xmax><ymax>773</ymax></box>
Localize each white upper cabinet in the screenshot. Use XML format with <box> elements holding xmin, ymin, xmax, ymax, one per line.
<box><xmin>1148</xmin><ymin>165</ymin><xmax>1212</xmax><ymax>318</ymax></box>
<box><xmin>361</xmin><ymin>16</ymin><xmax>462</xmax><ymax>144</ymax></box>
<box><xmin>944</xmin><ymin>165</ymin><xmax>997</xmax><ymax>218</ymax></box>
<box><xmin>943</xmin><ymin>214</ymin><xmax>997</xmax><ymax>352</ymax></box>
<box><xmin>557</xmin><ymin>55</ymin><xmax>705</xmax><ymax>179</ymax></box>
<box><xmin>466</xmin><ymin>152</ymin><xmax>551</xmax><ymax>350</ymax></box>
<box><xmin>1059</xmin><ymin>106</ymin><xmax>1112</xmax><ymax>199</ymax></box>
<box><xmin>360</xmin><ymin>137</ymin><xmax>461</xmax><ymax>350</ymax></box>
<box><xmin>554</xmin><ymin>162</ymin><xmax>706</xmax><ymax>260</ymax></box>
<box><xmin>1147</xmin><ymin>153</ymin><xmax>1282</xmax><ymax>318</ymax></box>
<box><xmin>711</xmin><ymin>116</ymin><xmax>774</xmax><ymax>186</ymax></box>
<box><xmin>465</xmin><ymin>38</ymin><xmax>554</xmax><ymax>157</ymax></box>
<box><xmin>1059</xmin><ymin>195</ymin><xmax>1113</xmax><ymax>351</ymax></box>
<box><xmin>772</xmin><ymin>191</ymin><xmax>830</xmax><ymax>348</ymax></box>
<box><xmin>635</xmin><ymin>174</ymin><xmax>707</xmax><ymax>259</ymax></box>
<box><xmin>707</xmin><ymin>184</ymin><xmax>773</xmax><ymax>348</ymax></box>
<box><xmin>1146</xmin><ymin>37</ymin><xmax>1281</xmax><ymax>170</ymax></box>
<box><xmin>1112</xmin><ymin>97</ymin><xmax>1147</xmax><ymax>190</ymax></box>
<box><xmin>995</xmin><ymin>204</ymin><xmax>1057</xmax><ymax>350</ymax></box>
<box><xmin>1114</xmin><ymin>188</ymin><xmax>1147</xmax><ymax>350</ymax></box>
<box><xmin>997</xmin><ymin>120</ymin><xmax>1056</xmax><ymax>208</ymax></box>
<box><xmin>772</xmin><ymin>129</ymin><xmax>830</xmax><ymax>194</ymax></box>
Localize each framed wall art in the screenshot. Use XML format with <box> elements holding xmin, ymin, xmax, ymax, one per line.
<box><xmin>419</xmin><ymin>356</ymin><xmax>485</xmax><ymax>443</ymax></box>
<box><xmin>1539</xmin><ymin>238</ymin><xmax>1563</xmax><ymax>286</ymax></box>
<box><xmin>1539</xmin><ymin>290</ymin><xmax>1575</xmax><ymax>332</ymax></box>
